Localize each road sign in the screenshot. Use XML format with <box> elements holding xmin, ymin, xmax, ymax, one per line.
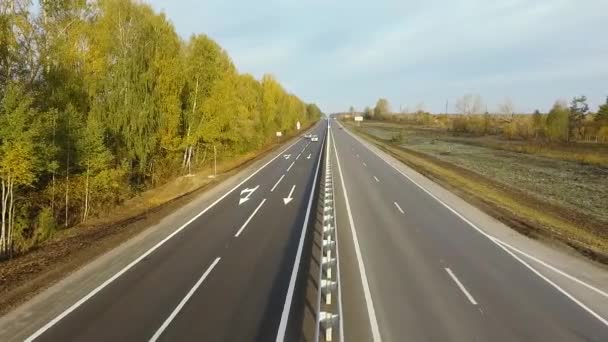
<box><xmin>354</xmin><ymin>116</ymin><xmax>363</xmax><ymax>122</ymax></box>
<box><xmin>297</xmin><ymin>121</ymin><xmax>301</xmax><ymax>130</ymax></box>
<box><xmin>276</xmin><ymin>131</ymin><xmax>283</xmax><ymax>137</ymax></box>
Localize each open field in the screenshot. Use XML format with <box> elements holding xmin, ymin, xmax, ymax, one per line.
<box><xmin>346</xmin><ymin>120</ymin><xmax>608</xmax><ymax>261</ymax></box>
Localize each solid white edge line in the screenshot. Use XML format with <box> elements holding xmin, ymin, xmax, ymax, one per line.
<box><xmin>275</xmin><ymin>127</ymin><xmax>326</xmax><ymax>342</ymax></box>
<box><xmin>287</xmin><ymin>161</ymin><xmax>295</xmax><ymax>172</ymax></box>
<box><xmin>333</xmin><ymin>129</ymin><xmax>346</xmax><ymax>342</ymax></box>
<box><xmin>393</xmin><ymin>202</ymin><xmax>405</xmax><ymax>214</ymax></box>
<box><xmin>338</xmin><ymin>121</ymin><xmax>608</xmax><ymax>327</ymax></box>
<box><xmin>24</xmin><ymin>134</ymin><xmax>307</xmax><ymax>342</ymax></box>
<box><xmin>332</xmin><ymin>128</ymin><xmax>382</xmax><ymax>341</ymax></box>
<box><xmin>445</xmin><ymin>268</ymin><xmax>478</xmax><ymax>305</ymax></box>
<box><xmin>271</xmin><ymin>174</ymin><xmax>286</xmax><ymax>192</ymax></box>
<box><xmin>491</xmin><ymin>238</ymin><xmax>608</xmax><ymax>326</ymax></box>
<box><xmin>149</xmin><ymin>257</ymin><xmax>221</xmax><ymax>341</ymax></box>
<box><xmin>499</xmin><ymin>241</ymin><xmax>608</xmax><ymax>299</ymax></box>
<box><xmin>234</xmin><ymin>198</ymin><xmax>267</xmax><ymax>237</ymax></box>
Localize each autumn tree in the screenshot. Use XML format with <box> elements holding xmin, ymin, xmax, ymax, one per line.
<box><xmin>546</xmin><ymin>102</ymin><xmax>570</xmax><ymax>142</ymax></box>
<box><xmin>374</xmin><ymin>98</ymin><xmax>390</xmax><ymax>118</ymax></box>
<box><xmin>568</xmin><ymin>96</ymin><xmax>589</xmax><ymax>141</ymax></box>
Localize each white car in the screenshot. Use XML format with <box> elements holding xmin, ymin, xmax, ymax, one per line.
<box><xmin>304</xmin><ymin>134</ymin><xmax>312</xmax><ymax>139</ymax></box>
<box><xmin>311</xmin><ymin>135</ymin><xmax>319</xmax><ymax>142</ymax></box>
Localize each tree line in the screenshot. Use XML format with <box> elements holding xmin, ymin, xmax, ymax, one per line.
<box><xmin>0</xmin><ymin>0</ymin><xmax>322</xmax><ymax>258</ymax></box>
<box><xmin>352</xmin><ymin>95</ymin><xmax>608</xmax><ymax>142</ymax></box>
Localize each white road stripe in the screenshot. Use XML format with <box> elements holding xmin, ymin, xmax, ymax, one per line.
<box><xmin>271</xmin><ymin>174</ymin><xmax>285</xmax><ymax>192</ymax></box>
<box><xmin>287</xmin><ymin>161</ymin><xmax>295</xmax><ymax>172</ymax></box>
<box><xmin>24</xmin><ymin>136</ymin><xmax>304</xmax><ymax>342</ymax></box>
<box><xmin>296</xmin><ymin>153</ymin><xmax>301</xmax><ymax>160</ymax></box>
<box><xmin>235</xmin><ymin>199</ymin><xmax>267</xmax><ymax>237</ymax></box>
<box><xmin>394</xmin><ymin>202</ymin><xmax>405</xmax><ymax>214</ymax></box>
<box><xmin>373</xmin><ymin>176</ymin><xmax>379</xmax><ymax>183</ymax></box>
<box><xmin>356</xmin><ymin>154</ymin><xmax>360</xmax><ymax>158</ymax></box>
<box><xmin>276</xmin><ymin>130</ymin><xmax>326</xmax><ymax>341</ymax></box>
<box><xmin>338</xmin><ymin>121</ymin><xmax>608</xmax><ymax>327</ymax></box>
<box><xmin>332</xmin><ymin>129</ymin><xmax>382</xmax><ymax>342</ymax></box>
<box><xmin>362</xmin><ymin>162</ymin><xmax>367</xmax><ymax>167</ymax></box>
<box><xmin>149</xmin><ymin>257</ymin><xmax>221</xmax><ymax>341</ymax></box>
<box><xmin>445</xmin><ymin>268</ymin><xmax>478</xmax><ymax>305</ymax></box>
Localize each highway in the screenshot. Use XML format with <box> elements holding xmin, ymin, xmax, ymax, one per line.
<box><xmin>13</xmin><ymin>122</ymin><xmax>328</xmax><ymax>342</ymax></box>
<box><xmin>329</xmin><ymin>122</ymin><xmax>608</xmax><ymax>341</ymax></box>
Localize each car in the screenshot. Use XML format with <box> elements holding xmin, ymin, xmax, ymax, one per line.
<box><xmin>304</xmin><ymin>134</ymin><xmax>311</xmax><ymax>139</ymax></box>
<box><xmin>311</xmin><ymin>135</ymin><xmax>319</xmax><ymax>142</ymax></box>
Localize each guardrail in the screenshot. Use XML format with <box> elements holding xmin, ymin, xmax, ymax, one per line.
<box><xmin>315</xmin><ymin>122</ymin><xmax>343</xmax><ymax>342</ymax></box>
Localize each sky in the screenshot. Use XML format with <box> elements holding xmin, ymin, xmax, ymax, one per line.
<box><xmin>147</xmin><ymin>0</ymin><xmax>608</xmax><ymax>114</ymax></box>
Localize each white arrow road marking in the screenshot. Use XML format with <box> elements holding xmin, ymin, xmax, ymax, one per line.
<box><xmin>394</xmin><ymin>202</ymin><xmax>405</xmax><ymax>214</ymax></box>
<box><xmin>271</xmin><ymin>174</ymin><xmax>285</xmax><ymax>192</ymax></box>
<box><xmin>235</xmin><ymin>199</ymin><xmax>267</xmax><ymax>237</ymax></box>
<box><xmin>239</xmin><ymin>185</ymin><xmax>259</xmax><ymax>205</ymax></box>
<box><xmin>445</xmin><ymin>268</ymin><xmax>478</xmax><ymax>305</ymax></box>
<box><xmin>283</xmin><ymin>154</ymin><xmax>291</xmax><ymax>159</ymax></box>
<box><xmin>283</xmin><ymin>185</ymin><xmax>296</xmax><ymax>205</ymax></box>
<box><xmin>287</xmin><ymin>161</ymin><xmax>295</xmax><ymax>172</ymax></box>
<box><xmin>150</xmin><ymin>257</ymin><xmax>221</xmax><ymax>342</ymax></box>
<box><xmin>307</xmin><ymin>153</ymin><xmax>312</xmax><ymax>159</ymax></box>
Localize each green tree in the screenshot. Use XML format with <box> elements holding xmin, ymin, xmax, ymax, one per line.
<box><xmin>595</xmin><ymin>97</ymin><xmax>608</xmax><ymax>124</ymax></box>
<box><xmin>0</xmin><ymin>83</ymin><xmax>40</xmax><ymax>256</ymax></box>
<box><xmin>568</xmin><ymin>95</ymin><xmax>589</xmax><ymax>141</ymax></box>
<box><xmin>363</xmin><ymin>106</ymin><xmax>373</xmax><ymax>119</ymax></box>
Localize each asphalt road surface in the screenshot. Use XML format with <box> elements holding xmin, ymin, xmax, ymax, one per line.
<box><xmin>20</xmin><ymin>122</ymin><xmax>328</xmax><ymax>342</ymax></box>
<box><xmin>330</xmin><ymin>121</ymin><xmax>608</xmax><ymax>342</ymax></box>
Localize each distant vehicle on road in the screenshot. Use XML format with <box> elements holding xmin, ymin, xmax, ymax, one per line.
<box><xmin>304</xmin><ymin>134</ymin><xmax>312</xmax><ymax>139</ymax></box>
<box><xmin>311</xmin><ymin>135</ymin><xmax>319</xmax><ymax>142</ymax></box>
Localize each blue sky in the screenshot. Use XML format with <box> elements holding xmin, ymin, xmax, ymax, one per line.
<box><xmin>148</xmin><ymin>0</ymin><xmax>608</xmax><ymax>114</ymax></box>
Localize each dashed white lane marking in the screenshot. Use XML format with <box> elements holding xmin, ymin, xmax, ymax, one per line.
<box><xmin>394</xmin><ymin>202</ymin><xmax>405</xmax><ymax>214</ymax></box>
<box><xmin>287</xmin><ymin>161</ymin><xmax>295</xmax><ymax>172</ymax></box>
<box><xmin>271</xmin><ymin>174</ymin><xmax>285</xmax><ymax>192</ymax></box>
<box><xmin>150</xmin><ymin>257</ymin><xmax>221</xmax><ymax>341</ymax></box>
<box><xmin>235</xmin><ymin>199</ymin><xmax>267</xmax><ymax>237</ymax></box>
<box><xmin>445</xmin><ymin>268</ymin><xmax>478</xmax><ymax>305</ymax></box>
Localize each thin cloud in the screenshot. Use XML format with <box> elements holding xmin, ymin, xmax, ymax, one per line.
<box><xmin>148</xmin><ymin>0</ymin><xmax>608</xmax><ymax>113</ymax></box>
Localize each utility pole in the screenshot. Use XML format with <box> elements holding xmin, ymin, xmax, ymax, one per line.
<box><xmin>445</xmin><ymin>100</ymin><xmax>449</xmax><ymax>114</ymax></box>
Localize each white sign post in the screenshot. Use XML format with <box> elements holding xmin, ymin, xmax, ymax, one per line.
<box><xmin>354</xmin><ymin>115</ymin><xmax>363</xmax><ymax>126</ymax></box>
<box><xmin>276</xmin><ymin>131</ymin><xmax>282</xmax><ymax>143</ymax></box>
<box><xmin>296</xmin><ymin>121</ymin><xmax>301</xmax><ymax>130</ymax></box>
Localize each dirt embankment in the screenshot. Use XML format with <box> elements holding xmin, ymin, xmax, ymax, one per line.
<box><xmin>346</xmin><ymin>122</ymin><xmax>608</xmax><ymax>264</ymax></box>
<box><xmin>0</xmin><ymin>127</ymin><xmax>312</xmax><ymax>316</ymax></box>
